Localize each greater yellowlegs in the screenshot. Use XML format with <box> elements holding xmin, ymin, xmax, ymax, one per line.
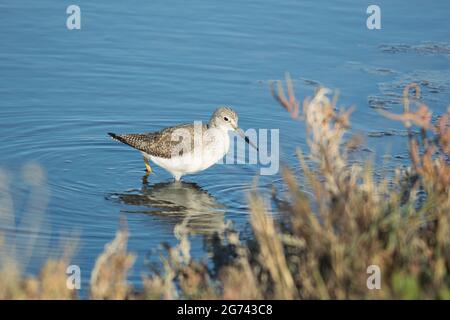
<box><xmin>108</xmin><ymin>107</ymin><xmax>258</xmax><ymax>181</ymax></box>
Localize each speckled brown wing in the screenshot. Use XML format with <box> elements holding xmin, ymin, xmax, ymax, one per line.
<box><xmin>108</xmin><ymin>123</ymin><xmax>207</xmax><ymax>159</ymax></box>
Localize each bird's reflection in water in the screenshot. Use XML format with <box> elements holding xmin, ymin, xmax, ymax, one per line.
<box><xmin>112</xmin><ymin>176</ymin><xmax>226</xmax><ymax>237</ymax></box>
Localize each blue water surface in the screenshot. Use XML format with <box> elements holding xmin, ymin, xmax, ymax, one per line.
<box><xmin>0</xmin><ymin>0</ymin><xmax>449</xmax><ymax>295</ymax></box>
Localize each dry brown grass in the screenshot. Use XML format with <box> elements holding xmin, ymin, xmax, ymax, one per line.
<box><xmin>90</xmin><ymin>226</ymin><xmax>135</xmax><ymax>300</ymax></box>
<box><xmin>0</xmin><ymin>254</ymin><xmax>75</xmax><ymax>299</ymax></box>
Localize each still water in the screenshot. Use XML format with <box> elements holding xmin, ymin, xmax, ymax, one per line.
<box><xmin>0</xmin><ymin>0</ymin><xmax>449</xmax><ymax>293</ymax></box>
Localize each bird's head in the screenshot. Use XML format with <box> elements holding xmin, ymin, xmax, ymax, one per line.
<box><xmin>210</xmin><ymin>107</ymin><xmax>238</xmax><ymax>131</ymax></box>
<box><xmin>209</xmin><ymin>106</ymin><xmax>258</xmax><ymax>151</ymax></box>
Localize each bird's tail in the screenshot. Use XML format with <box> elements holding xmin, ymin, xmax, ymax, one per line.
<box><xmin>108</xmin><ymin>132</ymin><xmax>151</xmax><ymax>153</ymax></box>
<box><xmin>108</xmin><ymin>132</ymin><xmax>134</xmax><ymax>148</ymax></box>
<box><xmin>108</xmin><ymin>132</ymin><xmax>124</xmax><ymax>142</ymax></box>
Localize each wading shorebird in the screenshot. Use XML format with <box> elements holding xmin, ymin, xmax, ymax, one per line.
<box><xmin>108</xmin><ymin>107</ymin><xmax>258</xmax><ymax>181</ymax></box>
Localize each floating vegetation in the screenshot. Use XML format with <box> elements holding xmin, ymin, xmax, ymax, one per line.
<box><xmin>379</xmin><ymin>42</ymin><xmax>450</xmax><ymax>57</ymax></box>
<box><xmin>369</xmin><ymin>70</ymin><xmax>449</xmax><ymax>114</ymax></box>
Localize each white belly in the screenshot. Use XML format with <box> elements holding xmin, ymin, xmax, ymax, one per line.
<box><xmin>144</xmin><ymin>128</ymin><xmax>230</xmax><ymax>180</ymax></box>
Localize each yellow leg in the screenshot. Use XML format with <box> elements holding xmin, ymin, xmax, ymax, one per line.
<box><xmin>143</xmin><ymin>157</ymin><xmax>152</xmax><ymax>174</ymax></box>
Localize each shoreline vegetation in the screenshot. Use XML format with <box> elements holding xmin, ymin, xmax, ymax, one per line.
<box><xmin>1</xmin><ymin>75</ymin><xmax>449</xmax><ymax>299</ymax></box>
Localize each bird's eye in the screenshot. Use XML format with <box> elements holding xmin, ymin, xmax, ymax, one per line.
<box><xmin>223</xmin><ymin>116</ymin><xmax>229</xmax><ymax>121</ymax></box>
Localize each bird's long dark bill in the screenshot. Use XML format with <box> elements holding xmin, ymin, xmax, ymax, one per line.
<box><xmin>236</xmin><ymin>128</ymin><xmax>258</xmax><ymax>151</ymax></box>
